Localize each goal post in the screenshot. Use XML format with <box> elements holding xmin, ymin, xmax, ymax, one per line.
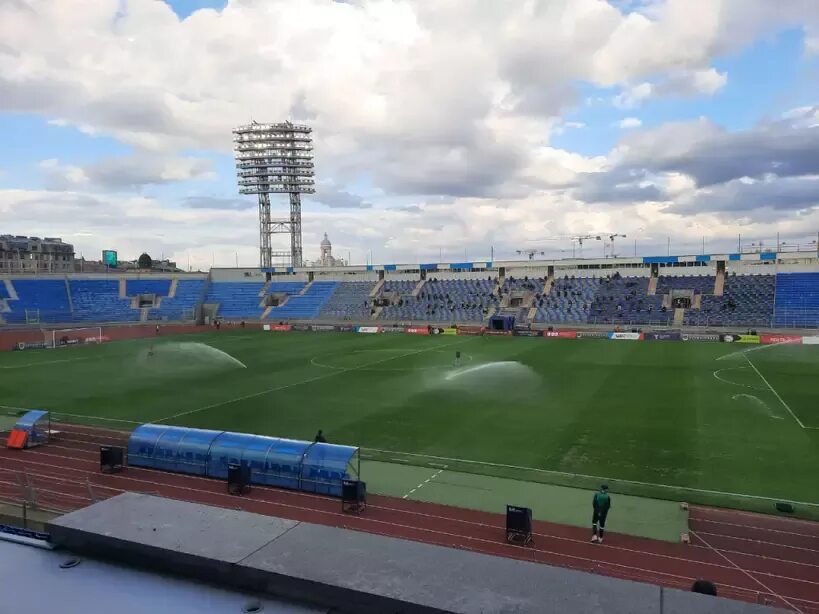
<box><xmin>46</xmin><ymin>327</ymin><xmax>104</xmax><ymax>349</ymax></box>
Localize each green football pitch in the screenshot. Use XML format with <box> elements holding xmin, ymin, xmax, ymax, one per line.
<box><xmin>2</xmin><ymin>330</ymin><xmax>818</xmax><ymax>530</ymax></box>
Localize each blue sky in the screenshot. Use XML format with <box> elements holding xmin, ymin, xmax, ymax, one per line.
<box><xmin>1</xmin><ymin>0</ymin><xmax>817</xmax><ymax>267</ymax></box>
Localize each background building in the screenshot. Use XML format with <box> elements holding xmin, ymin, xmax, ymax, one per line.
<box><xmin>0</xmin><ymin>235</ymin><xmax>75</xmax><ymax>273</ymax></box>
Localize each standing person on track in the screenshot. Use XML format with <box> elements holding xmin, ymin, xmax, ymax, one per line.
<box><xmin>591</xmin><ymin>484</ymin><xmax>611</xmax><ymax>543</ymax></box>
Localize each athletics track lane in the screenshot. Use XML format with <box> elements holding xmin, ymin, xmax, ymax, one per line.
<box><xmin>0</xmin><ymin>423</ymin><xmax>816</xmax><ymax>613</ymax></box>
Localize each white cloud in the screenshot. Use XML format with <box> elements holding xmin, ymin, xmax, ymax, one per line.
<box><xmin>617</xmin><ymin>117</ymin><xmax>643</xmax><ymax>129</ymax></box>
<box><xmin>0</xmin><ymin>0</ymin><xmax>817</xmax><ymax>263</ymax></box>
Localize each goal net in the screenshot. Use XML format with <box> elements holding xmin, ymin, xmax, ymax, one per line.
<box><xmin>46</xmin><ymin>327</ymin><xmax>104</xmax><ymax>349</ymax></box>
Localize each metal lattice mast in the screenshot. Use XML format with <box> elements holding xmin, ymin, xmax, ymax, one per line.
<box><xmin>233</xmin><ymin>121</ymin><xmax>315</xmax><ymax>268</ymax></box>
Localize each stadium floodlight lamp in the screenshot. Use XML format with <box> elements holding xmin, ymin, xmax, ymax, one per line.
<box><xmin>233</xmin><ymin>121</ymin><xmax>315</xmax><ymax>269</ymax></box>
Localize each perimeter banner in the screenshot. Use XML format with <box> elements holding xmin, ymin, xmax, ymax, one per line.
<box><xmin>644</xmin><ymin>332</ymin><xmax>681</xmax><ymax>341</ymax></box>
<box><xmin>430</xmin><ymin>327</ymin><xmax>458</xmax><ymax>336</ymax></box>
<box><xmin>357</xmin><ymin>326</ymin><xmax>381</xmax><ymax>334</ymax></box>
<box><xmin>577</xmin><ymin>331</ymin><xmax>608</xmax><ymax>339</ymax></box>
<box><xmin>485</xmin><ymin>330</ymin><xmax>513</xmax><ymax>336</ymax></box>
<box><xmin>291</xmin><ymin>324</ymin><xmax>311</xmax><ymax>331</ymax></box>
<box><xmin>760</xmin><ymin>334</ymin><xmax>802</xmax><ymax>345</ymax></box>
<box><xmin>335</xmin><ymin>325</ymin><xmax>355</xmax><ymax>332</ymax></box>
<box><xmin>681</xmin><ymin>333</ymin><xmax>720</xmax><ymax>342</ymax></box>
<box><xmin>457</xmin><ymin>326</ymin><xmax>484</xmax><ymax>336</ymax></box>
<box><xmin>406</xmin><ymin>327</ymin><xmax>430</xmax><ymax>335</ymax></box>
<box><xmin>803</xmin><ymin>336</ymin><xmax>819</xmax><ymax>345</ymax></box>
<box><xmin>381</xmin><ymin>326</ymin><xmax>406</xmax><ymax>333</ymax></box>
<box><xmin>13</xmin><ymin>341</ymin><xmax>48</xmax><ymax>351</ymax></box>
<box><xmin>721</xmin><ymin>334</ymin><xmax>760</xmax><ymax>344</ymax></box>
<box><xmin>514</xmin><ymin>330</ymin><xmax>543</xmax><ymax>337</ymax></box>
<box><xmin>544</xmin><ymin>330</ymin><xmax>577</xmax><ymax>339</ymax></box>
<box><xmin>608</xmin><ymin>332</ymin><xmax>644</xmax><ymax>340</ymax></box>
<box><xmin>311</xmin><ymin>325</ymin><xmax>336</xmax><ymax>332</ymax></box>
<box><xmin>268</xmin><ymin>324</ymin><xmax>292</xmax><ymax>332</ymax></box>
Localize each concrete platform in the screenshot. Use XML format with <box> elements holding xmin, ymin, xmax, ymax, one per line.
<box><xmin>48</xmin><ymin>493</ymin><xmax>785</xmax><ymax>614</ymax></box>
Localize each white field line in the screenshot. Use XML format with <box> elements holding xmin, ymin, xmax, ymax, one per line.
<box><xmin>363</xmin><ymin>448</ymin><xmax>819</xmax><ymax>509</ymax></box>
<box><xmin>744</xmin><ymin>354</ymin><xmax>812</xmax><ymax>429</ymax></box>
<box><xmin>712</xmin><ymin>367</ymin><xmax>765</xmax><ymax>391</ymax></box>
<box><xmin>402</xmin><ymin>467</ymin><xmax>446</xmax><ymax>499</ymax></box>
<box><xmin>156</xmin><ymin>338</ymin><xmax>468</xmax><ymax>424</ymax></box>
<box><xmin>0</xmin><ymin>357</ymin><xmax>90</xmax><ymax>369</ymax></box>
<box><xmin>691</xmin><ymin>530</ymin><xmax>804</xmax><ymax>614</ymax></box>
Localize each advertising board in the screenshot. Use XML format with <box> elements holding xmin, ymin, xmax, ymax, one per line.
<box><xmin>577</xmin><ymin>331</ymin><xmax>608</xmax><ymax>339</ymax></box>
<box><xmin>311</xmin><ymin>325</ymin><xmax>336</xmax><ymax>331</ymax></box>
<box><xmin>644</xmin><ymin>332</ymin><xmax>681</xmax><ymax>341</ymax></box>
<box><xmin>803</xmin><ymin>336</ymin><xmax>819</xmax><ymax>345</ymax></box>
<box><xmin>430</xmin><ymin>327</ymin><xmax>457</xmax><ymax>336</ymax></box>
<box><xmin>357</xmin><ymin>326</ymin><xmax>381</xmax><ymax>334</ymax></box>
<box><xmin>545</xmin><ymin>330</ymin><xmax>577</xmax><ymax>339</ymax></box>
<box><xmin>608</xmin><ymin>332</ymin><xmax>644</xmax><ymax>340</ymax></box>
<box><xmin>381</xmin><ymin>326</ymin><xmax>406</xmax><ymax>333</ymax></box>
<box><xmin>406</xmin><ymin>327</ymin><xmax>430</xmax><ymax>335</ymax></box>
<box><xmin>456</xmin><ymin>326</ymin><xmax>484</xmax><ymax>336</ymax></box>
<box><xmin>681</xmin><ymin>333</ymin><xmax>720</xmax><ymax>342</ymax></box>
<box><xmin>335</xmin><ymin>325</ymin><xmax>355</xmax><ymax>332</ymax></box>
<box><xmin>514</xmin><ymin>330</ymin><xmax>543</xmax><ymax>337</ymax></box>
<box><xmin>269</xmin><ymin>324</ymin><xmax>292</xmax><ymax>332</ymax></box>
<box><xmin>760</xmin><ymin>334</ymin><xmax>802</xmax><ymax>345</ymax></box>
<box><xmin>721</xmin><ymin>334</ymin><xmax>760</xmax><ymax>344</ymax></box>
<box><xmin>291</xmin><ymin>324</ymin><xmax>311</xmax><ymax>331</ymax></box>
<box><xmin>485</xmin><ymin>330</ymin><xmax>513</xmax><ymax>336</ymax></box>
<box><xmin>14</xmin><ymin>341</ymin><xmax>48</xmax><ymax>351</ymax></box>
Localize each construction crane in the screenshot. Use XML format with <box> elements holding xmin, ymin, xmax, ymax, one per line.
<box><xmin>516</xmin><ymin>249</ymin><xmax>546</xmax><ymax>260</ymax></box>
<box><xmin>604</xmin><ymin>233</ymin><xmax>627</xmax><ymax>258</ymax></box>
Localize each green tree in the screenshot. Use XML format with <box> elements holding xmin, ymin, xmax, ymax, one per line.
<box><xmin>138</xmin><ymin>253</ymin><xmax>152</xmax><ymax>269</ymax></box>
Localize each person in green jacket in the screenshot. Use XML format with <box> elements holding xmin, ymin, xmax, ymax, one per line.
<box><xmin>591</xmin><ymin>484</ymin><xmax>611</xmax><ymax>543</ymax></box>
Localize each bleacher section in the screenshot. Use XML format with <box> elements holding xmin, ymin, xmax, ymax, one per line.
<box><xmin>0</xmin><ymin>269</ymin><xmax>816</xmax><ymax>329</ymax></box>
<box><xmin>2</xmin><ymin>279</ymin><xmax>70</xmax><ymax>323</ymax></box>
<box><xmin>379</xmin><ymin>279</ymin><xmax>496</xmax><ymax>322</ymax></box>
<box><xmin>147</xmin><ymin>279</ymin><xmax>206</xmax><ymax>321</ymax></box>
<box><xmin>267</xmin><ymin>281</ymin><xmax>338</xmax><ymax>319</ymax></box>
<box><xmin>126</xmin><ymin>279</ymin><xmax>172</xmax><ymax>296</ymax></box>
<box><xmin>70</xmin><ymin>280</ymin><xmax>138</xmax><ymax>322</ymax></box>
<box><xmin>204</xmin><ymin>281</ymin><xmax>265</xmax><ymax>319</ymax></box>
<box><xmin>687</xmin><ymin>275</ymin><xmax>775</xmax><ymax>327</ymax></box>
<box><xmin>773</xmin><ymin>273</ymin><xmax>819</xmax><ymax>328</ymax></box>
<box><xmin>319</xmin><ymin>281</ymin><xmax>376</xmax><ymax>320</ymax></box>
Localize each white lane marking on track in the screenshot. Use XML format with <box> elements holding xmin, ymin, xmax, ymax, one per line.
<box><xmin>158</xmin><ymin>338</ymin><xmax>469</xmax><ymax>423</ymax></box>
<box><xmin>744</xmin><ymin>354</ymin><xmax>811</xmax><ymax>429</ymax></box>
<box><xmin>690</xmin><ymin>530</ymin><xmax>804</xmax><ymax>613</ymax></box>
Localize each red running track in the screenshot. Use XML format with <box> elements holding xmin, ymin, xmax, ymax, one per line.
<box><xmin>1</xmin><ymin>424</ymin><xmax>817</xmax><ymax>613</ymax></box>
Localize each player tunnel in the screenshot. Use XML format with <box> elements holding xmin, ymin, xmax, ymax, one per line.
<box><xmin>127</xmin><ymin>424</ymin><xmax>360</xmax><ymax>497</ymax></box>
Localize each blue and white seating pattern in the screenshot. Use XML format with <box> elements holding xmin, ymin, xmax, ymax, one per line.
<box><xmin>204</xmin><ymin>282</ymin><xmax>264</xmax><ymax>318</ymax></box>
<box><xmin>267</xmin><ymin>281</ymin><xmax>338</xmax><ymax>319</ymax></box>
<box><xmin>773</xmin><ymin>273</ymin><xmax>819</xmax><ymax>328</ymax></box>
<box><xmin>70</xmin><ymin>280</ymin><xmax>138</xmax><ymax>322</ymax></box>
<box><xmin>319</xmin><ymin>281</ymin><xmax>375</xmax><ymax>320</ymax></box>
<box><xmin>379</xmin><ymin>279</ymin><xmax>496</xmax><ymax>322</ymax></box>
<box><xmin>148</xmin><ymin>279</ymin><xmax>207</xmax><ymax>321</ymax></box>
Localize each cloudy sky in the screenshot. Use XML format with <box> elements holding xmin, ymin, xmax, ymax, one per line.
<box><xmin>1</xmin><ymin>0</ymin><xmax>818</xmax><ymax>270</ymax></box>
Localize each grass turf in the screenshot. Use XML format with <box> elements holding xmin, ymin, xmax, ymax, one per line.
<box><xmin>1</xmin><ymin>330</ymin><xmax>817</xmax><ymax>521</ymax></box>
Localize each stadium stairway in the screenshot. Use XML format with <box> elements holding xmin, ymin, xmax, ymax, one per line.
<box><xmin>647</xmin><ymin>276</ymin><xmax>658</xmax><ymax>295</ymax></box>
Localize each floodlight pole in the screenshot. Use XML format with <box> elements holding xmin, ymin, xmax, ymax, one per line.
<box><xmin>233</xmin><ymin>121</ymin><xmax>315</xmax><ymax>270</ymax></box>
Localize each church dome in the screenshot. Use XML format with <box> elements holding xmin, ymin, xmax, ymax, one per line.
<box><xmin>320</xmin><ymin>233</ymin><xmax>331</xmax><ymax>248</ymax></box>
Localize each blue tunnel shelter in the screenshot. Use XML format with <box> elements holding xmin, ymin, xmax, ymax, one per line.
<box><xmin>127</xmin><ymin>424</ymin><xmax>360</xmax><ymax>497</ymax></box>
<box><xmin>14</xmin><ymin>410</ymin><xmax>51</xmax><ymax>447</ymax></box>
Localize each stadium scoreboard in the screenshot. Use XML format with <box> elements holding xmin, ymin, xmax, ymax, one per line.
<box><xmin>102</xmin><ymin>250</ymin><xmax>118</xmax><ymax>267</ymax></box>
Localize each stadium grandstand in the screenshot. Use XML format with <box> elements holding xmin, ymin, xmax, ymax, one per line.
<box><xmin>2</xmin><ymin>247</ymin><xmax>818</xmax><ymax>329</ymax></box>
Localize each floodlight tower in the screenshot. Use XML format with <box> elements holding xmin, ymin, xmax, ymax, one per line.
<box><xmin>233</xmin><ymin>121</ymin><xmax>315</xmax><ymax>269</ymax></box>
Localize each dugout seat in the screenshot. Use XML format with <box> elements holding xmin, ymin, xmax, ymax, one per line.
<box><xmin>6</xmin><ymin>429</ymin><xmax>28</xmax><ymax>449</ymax></box>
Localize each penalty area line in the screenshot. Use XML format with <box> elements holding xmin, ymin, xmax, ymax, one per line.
<box><xmin>743</xmin><ymin>354</ymin><xmax>810</xmax><ymax>429</ymax></box>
